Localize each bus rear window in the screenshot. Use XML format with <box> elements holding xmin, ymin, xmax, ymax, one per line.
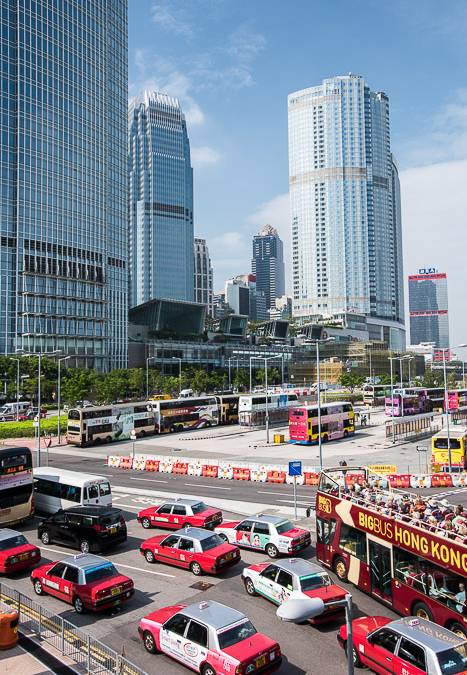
<box><xmin>292</xmin><ymin>411</ymin><xmax>304</xmax><ymax>417</ymax></box>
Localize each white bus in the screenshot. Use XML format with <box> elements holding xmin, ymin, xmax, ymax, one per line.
<box><xmin>238</xmin><ymin>392</ymin><xmax>299</xmax><ymax>412</ymax></box>
<box><xmin>33</xmin><ymin>468</ymin><xmax>112</xmax><ymax>514</ymax></box>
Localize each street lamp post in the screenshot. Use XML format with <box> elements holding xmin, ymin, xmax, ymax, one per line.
<box><xmin>146</xmin><ymin>356</ymin><xmax>155</xmax><ymax>400</ymax></box>
<box><xmin>172</xmin><ymin>357</ymin><xmax>182</xmax><ymax>396</ymax></box>
<box><xmin>10</xmin><ymin>357</ymin><xmax>20</xmax><ymax>421</ymax></box>
<box><xmin>264</xmin><ymin>355</ymin><xmax>277</xmax><ymax>444</ymax></box>
<box><xmin>307</xmin><ymin>338</ymin><xmax>335</xmax><ymax>471</ymax></box>
<box><xmin>16</xmin><ymin>348</ymin><xmax>62</xmax><ymax>467</ymax></box>
<box><xmin>249</xmin><ymin>355</ymin><xmax>256</xmax><ymax>392</ymax></box>
<box><xmin>57</xmin><ymin>355</ymin><xmax>70</xmax><ymax>446</ymax></box>
<box><xmin>388</xmin><ymin>356</ymin><xmax>397</xmax><ymax>444</ymax></box>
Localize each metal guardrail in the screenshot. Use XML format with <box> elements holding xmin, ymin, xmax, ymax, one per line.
<box><xmin>0</xmin><ymin>582</ymin><xmax>149</xmax><ymax>675</ymax></box>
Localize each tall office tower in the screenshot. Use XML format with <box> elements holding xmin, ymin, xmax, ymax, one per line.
<box><xmin>194</xmin><ymin>237</ymin><xmax>214</xmax><ymax>317</ymax></box>
<box><xmin>129</xmin><ymin>91</ymin><xmax>194</xmax><ymax>307</ymax></box>
<box><xmin>288</xmin><ymin>74</ymin><xmax>405</xmax><ymax>348</ymax></box>
<box><xmin>409</xmin><ymin>269</ymin><xmax>449</xmax><ymax>350</ymax></box>
<box><xmin>251</xmin><ymin>224</ymin><xmax>285</xmax><ymax>311</ymax></box>
<box><xmin>0</xmin><ymin>1</ymin><xmax>128</xmax><ymax>370</ymax></box>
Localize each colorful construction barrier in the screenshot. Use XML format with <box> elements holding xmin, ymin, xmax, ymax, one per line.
<box><xmin>233</xmin><ymin>467</ymin><xmax>251</xmax><ymax>481</ymax></box>
<box><xmin>119</xmin><ymin>457</ymin><xmax>133</xmax><ymax>469</ymax></box>
<box><xmin>145</xmin><ymin>459</ymin><xmax>160</xmax><ymax>472</ymax></box>
<box><xmin>202</xmin><ymin>465</ymin><xmax>219</xmax><ymax>478</ymax></box>
<box><xmin>172</xmin><ymin>462</ymin><xmax>189</xmax><ymax>475</ymax></box>
<box><xmin>267</xmin><ymin>470</ymin><xmax>286</xmax><ymax>484</ymax></box>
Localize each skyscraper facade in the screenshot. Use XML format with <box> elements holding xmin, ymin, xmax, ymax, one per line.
<box><xmin>194</xmin><ymin>237</ymin><xmax>214</xmax><ymax>317</ymax></box>
<box><xmin>409</xmin><ymin>269</ymin><xmax>449</xmax><ymax>349</ymax></box>
<box><xmin>129</xmin><ymin>91</ymin><xmax>194</xmax><ymax>308</ymax></box>
<box><xmin>0</xmin><ymin>0</ymin><xmax>128</xmax><ymax>370</ymax></box>
<box><xmin>288</xmin><ymin>74</ymin><xmax>405</xmax><ymax>348</ymax></box>
<box><xmin>251</xmin><ymin>224</ymin><xmax>285</xmax><ymax>311</ymax></box>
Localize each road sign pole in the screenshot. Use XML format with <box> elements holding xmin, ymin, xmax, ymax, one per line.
<box><xmin>293</xmin><ymin>476</ymin><xmax>297</xmax><ymax>520</ymax></box>
<box><xmin>131</xmin><ymin>429</ymin><xmax>136</xmax><ymax>459</ymax></box>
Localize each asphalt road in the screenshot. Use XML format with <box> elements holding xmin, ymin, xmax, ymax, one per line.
<box><xmin>11</xmin><ymin>506</ymin><xmax>400</xmax><ymax>675</ymax></box>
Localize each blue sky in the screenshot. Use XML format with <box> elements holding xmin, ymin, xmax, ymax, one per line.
<box><xmin>128</xmin><ymin>0</ymin><xmax>467</xmax><ymax>352</ymax></box>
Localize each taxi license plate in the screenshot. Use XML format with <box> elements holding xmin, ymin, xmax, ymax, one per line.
<box><xmin>19</xmin><ymin>554</ymin><xmax>28</xmax><ymax>561</ymax></box>
<box><xmin>111</xmin><ymin>588</ymin><xmax>121</xmax><ymax>596</ymax></box>
<box><xmin>110</xmin><ymin>527</ymin><xmax>117</xmax><ymax>534</ymax></box>
<box><xmin>300</xmin><ymin>537</ymin><xmax>304</xmax><ymax>543</ymax></box>
<box><xmin>326</xmin><ymin>604</ymin><xmax>337</xmax><ymax>610</ymax></box>
<box><xmin>255</xmin><ymin>655</ymin><xmax>266</xmax><ymax>668</ymax></box>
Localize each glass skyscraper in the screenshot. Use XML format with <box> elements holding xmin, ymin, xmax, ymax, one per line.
<box><xmin>0</xmin><ymin>0</ymin><xmax>128</xmax><ymax>370</ymax></box>
<box><xmin>129</xmin><ymin>91</ymin><xmax>194</xmax><ymax>307</ymax></box>
<box><xmin>194</xmin><ymin>237</ymin><xmax>214</xmax><ymax>317</ymax></box>
<box><xmin>288</xmin><ymin>74</ymin><xmax>404</xmax><ymax>345</ymax></box>
<box><xmin>251</xmin><ymin>224</ymin><xmax>285</xmax><ymax>311</ymax></box>
<box><xmin>409</xmin><ymin>270</ymin><xmax>449</xmax><ymax>349</ymax></box>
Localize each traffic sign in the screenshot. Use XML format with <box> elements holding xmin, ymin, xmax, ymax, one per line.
<box><xmin>289</xmin><ymin>461</ymin><xmax>302</xmax><ymax>477</ymax></box>
<box><xmin>130</xmin><ymin>429</ymin><xmax>136</xmax><ymax>438</ymax></box>
<box><xmin>43</xmin><ymin>438</ymin><xmax>52</xmax><ymax>448</ymax></box>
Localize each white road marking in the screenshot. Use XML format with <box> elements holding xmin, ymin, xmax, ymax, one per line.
<box><xmin>276</xmin><ymin>499</ymin><xmax>313</xmax><ymax>506</ymax></box>
<box><xmin>39</xmin><ymin>546</ymin><xmax>176</xmax><ymax>578</ymax></box>
<box><xmin>258</xmin><ymin>490</ymin><xmax>312</xmax><ymax>497</ymax></box>
<box><xmin>129</xmin><ymin>477</ymin><xmax>168</xmax><ymax>483</ymax></box>
<box><xmin>184</xmin><ymin>483</ymin><xmax>231</xmax><ymax>490</ymax></box>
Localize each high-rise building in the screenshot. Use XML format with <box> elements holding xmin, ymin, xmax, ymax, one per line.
<box><xmin>288</xmin><ymin>74</ymin><xmax>405</xmax><ymax>348</ymax></box>
<box><xmin>129</xmin><ymin>91</ymin><xmax>194</xmax><ymax>307</ymax></box>
<box><xmin>194</xmin><ymin>238</ymin><xmax>214</xmax><ymax>317</ymax></box>
<box><xmin>251</xmin><ymin>224</ymin><xmax>285</xmax><ymax>311</ymax></box>
<box><xmin>1</xmin><ymin>1</ymin><xmax>128</xmax><ymax>370</ymax></box>
<box><xmin>409</xmin><ymin>269</ymin><xmax>449</xmax><ymax>350</ymax></box>
<box><xmin>225</xmin><ymin>274</ymin><xmax>268</xmax><ymax>322</ymax></box>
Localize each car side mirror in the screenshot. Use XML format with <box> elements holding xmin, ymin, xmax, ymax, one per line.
<box><xmin>367</xmin><ymin>635</ymin><xmax>374</xmax><ymax>645</ymax></box>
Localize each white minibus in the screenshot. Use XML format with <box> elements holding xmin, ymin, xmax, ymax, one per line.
<box><xmin>33</xmin><ymin>468</ymin><xmax>112</xmax><ymax>514</ymax></box>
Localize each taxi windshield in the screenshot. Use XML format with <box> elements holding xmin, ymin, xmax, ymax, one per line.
<box><xmin>84</xmin><ymin>564</ymin><xmax>118</xmax><ymax>584</ymax></box>
<box><xmin>0</xmin><ymin>535</ymin><xmax>28</xmax><ymax>551</ymax></box>
<box><xmin>275</xmin><ymin>520</ymin><xmax>294</xmax><ymax>535</ymax></box>
<box><xmin>200</xmin><ymin>534</ymin><xmax>223</xmax><ymax>552</ymax></box>
<box><xmin>217</xmin><ymin>620</ymin><xmax>257</xmax><ymax>649</ymax></box>
<box><xmin>191</xmin><ymin>502</ymin><xmax>208</xmax><ymax>515</ymax></box>
<box><xmin>300</xmin><ymin>573</ymin><xmax>332</xmax><ymax>591</ymax></box>
<box><xmin>437</xmin><ymin>644</ymin><xmax>467</xmax><ymax>674</ymax></box>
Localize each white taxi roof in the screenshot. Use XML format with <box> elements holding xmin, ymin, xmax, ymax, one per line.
<box><xmin>181</xmin><ymin>601</ymin><xmax>246</xmax><ymax>630</ymax></box>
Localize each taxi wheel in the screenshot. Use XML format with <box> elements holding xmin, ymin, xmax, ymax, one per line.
<box><xmin>218</xmin><ymin>534</ymin><xmax>228</xmax><ymax>543</ymax></box>
<box><xmin>244</xmin><ymin>578</ymin><xmax>258</xmax><ymax>596</ymax></box>
<box><xmin>143</xmin><ymin>631</ymin><xmax>158</xmax><ymax>654</ymax></box>
<box><xmin>413</xmin><ymin>602</ymin><xmax>434</xmax><ymax>622</ymax></box>
<box><xmin>141</xmin><ymin>517</ymin><xmax>152</xmax><ymax>529</ymax></box>
<box><xmin>345</xmin><ymin>644</ymin><xmax>362</xmax><ymax>668</ymax></box>
<box><xmin>190</xmin><ymin>561</ymin><xmax>204</xmax><ymax>576</ymax></box>
<box><xmin>40</xmin><ymin>531</ymin><xmax>50</xmax><ymax>545</ymax></box>
<box><xmin>79</xmin><ymin>540</ymin><xmax>91</xmax><ymax>554</ymax></box>
<box><xmin>34</xmin><ymin>580</ymin><xmax>43</xmax><ymax>595</ymax></box>
<box><xmin>73</xmin><ymin>596</ymin><xmax>86</xmax><ymax>614</ymax></box>
<box><xmin>333</xmin><ymin>556</ymin><xmax>348</xmax><ymax>582</ymax></box>
<box><xmin>266</xmin><ymin>544</ymin><xmax>279</xmax><ymax>558</ymax></box>
<box><xmin>449</xmin><ymin>622</ymin><xmax>467</xmax><ymax>639</ymax></box>
<box><xmin>184</xmin><ymin>522</ymin><xmax>192</xmax><ymax>528</ymax></box>
<box><xmin>202</xmin><ymin>665</ymin><xmax>216</xmax><ymax>675</ymax></box>
<box><xmin>144</xmin><ymin>549</ymin><xmax>155</xmax><ymax>564</ymax></box>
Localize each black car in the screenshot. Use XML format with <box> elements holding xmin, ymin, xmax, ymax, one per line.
<box><xmin>38</xmin><ymin>506</ymin><xmax>127</xmax><ymax>554</ymax></box>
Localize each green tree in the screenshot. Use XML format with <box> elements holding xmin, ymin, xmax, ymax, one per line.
<box><xmin>447</xmin><ymin>372</ymin><xmax>458</xmax><ymax>389</ymax></box>
<box><xmin>127</xmin><ymin>368</ymin><xmax>146</xmax><ymax>399</ymax></box>
<box><xmin>61</xmin><ymin>369</ymin><xmax>96</xmax><ymax>406</ymax></box>
<box><xmin>234</xmin><ymin>368</ymin><xmax>249</xmax><ymax>391</ymax></box>
<box><xmin>422</xmin><ymin>369</ymin><xmax>443</xmax><ymax>388</ymax></box>
<box><xmin>190</xmin><ymin>369</ymin><xmax>209</xmax><ymax>395</ymax></box>
<box><xmin>163</xmin><ymin>376</ymin><xmax>180</xmax><ymax>397</ymax></box>
<box><xmin>100</xmin><ymin>369</ymin><xmax>129</xmax><ymax>403</ymax></box>
<box><xmin>208</xmin><ymin>370</ymin><xmax>224</xmax><ymax>393</ymax></box>
<box><xmin>338</xmin><ymin>372</ymin><xmax>366</xmax><ymax>392</ymax></box>
<box><xmin>148</xmin><ymin>368</ymin><xmax>165</xmax><ymax>395</ymax></box>
<box><xmin>377</xmin><ymin>374</ymin><xmax>397</xmax><ymax>385</ymax></box>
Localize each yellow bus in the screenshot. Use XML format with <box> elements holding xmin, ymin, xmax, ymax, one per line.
<box><xmin>431</xmin><ymin>426</ymin><xmax>467</xmax><ymax>469</ymax></box>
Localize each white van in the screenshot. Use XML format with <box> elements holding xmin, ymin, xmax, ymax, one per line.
<box><xmin>0</xmin><ymin>401</ymin><xmax>30</xmax><ymax>421</ymax></box>
<box><xmin>33</xmin><ymin>468</ymin><xmax>112</xmax><ymax>514</ymax></box>
<box><xmin>179</xmin><ymin>389</ymin><xmax>194</xmax><ymax>399</ymax></box>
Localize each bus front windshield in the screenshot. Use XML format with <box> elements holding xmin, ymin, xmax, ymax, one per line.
<box><xmin>68</xmin><ymin>410</ymin><xmax>81</xmax><ymax>421</ymax></box>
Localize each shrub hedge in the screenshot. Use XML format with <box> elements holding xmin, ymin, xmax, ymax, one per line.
<box><xmin>0</xmin><ymin>415</ymin><xmax>68</xmax><ymax>439</ymax></box>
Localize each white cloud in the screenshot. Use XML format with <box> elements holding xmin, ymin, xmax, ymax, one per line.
<box><xmin>191</xmin><ymin>146</ymin><xmax>221</xmax><ymax>168</ymax></box>
<box><xmin>151</xmin><ymin>5</ymin><xmax>194</xmax><ymax>38</ymax></box>
<box><xmin>400</xmin><ymin>159</ymin><xmax>467</xmax><ymax>346</ymax></box>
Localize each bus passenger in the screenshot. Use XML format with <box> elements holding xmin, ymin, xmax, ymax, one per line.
<box><xmin>455</xmin><ymin>583</ymin><xmax>466</xmax><ymax>614</ymax></box>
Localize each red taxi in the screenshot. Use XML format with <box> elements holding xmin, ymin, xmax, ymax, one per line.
<box><xmin>31</xmin><ymin>553</ymin><xmax>134</xmax><ymax>614</ymax></box>
<box><xmin>137</xmin><ymin>498</ymin><xmax>222</xmax><ymax>531</ymax></box>
<box><xmin>338</xmin><ymin>615</ymin><xmax>467</xmax><ymax>673</ymax></box>
<box><xmin>141</xmin><ymin>527</ymin><xmax>240</xmax><ymax>576</ymax></box>
<box><xmin>0</xmin><ymin>529</ymin><xmax>40</xmax><ymax>573</ymax></box>
<box><xmin>139</xmin><ymin>600</ymin><xmax>282</xmax><ymax>675</ymax></box>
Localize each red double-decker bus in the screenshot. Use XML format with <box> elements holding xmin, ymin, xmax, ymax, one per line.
<box><xmin>316</xmin><ymin>467</ymin><xmax>467</xmax><ymax>638</ymax></box>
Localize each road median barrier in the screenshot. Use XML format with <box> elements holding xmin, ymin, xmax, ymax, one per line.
<box><xmin>119</xmin><ymin>456</ymin><xmax>133</xmax><ymax>469</ymax></box>
<box><xmin>267</xmin><ymin>469</ymin><xmax>286</xmax><ymax>484</ymax></box>
<box><xmin>145</xmin><ymin>459</ymin><xmax>159</xmax><ymax>471</ymax></box>
<box><xmin>233</xmin><ymin>467</ymin><xmax>251</xmax><ymax>481</ymax></box>
<box><xmin>172</xmin><ymin>461</ymin><xmax>189</xmax><ymax>475</ymax></box>
<box><xmin>202</xmin><ymin>464</ymin><xmax>219</xmax><ymax>478</ymax></box>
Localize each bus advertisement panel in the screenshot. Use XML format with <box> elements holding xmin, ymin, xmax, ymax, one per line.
<box><xmin>431</xmin><ymin>427</ymin><xmax>467</xmax><ymax>469</ymax></box>
<box><xmin>289</xmin><ymin>402</ymin><xmax>354</xmax><ymax>444</ymax></box>
<box><xmin>446</xmin><ymin>389</ymin><xmax>467</xmax><ymax>412</ymax></box>
<box><xmin>67</xmin><ymin>403</ymin><xmax>156</xmax><ymax>446</ymax></box>
<box><xmin>0</xmin><ymin>447</ymin><xmax>34</xmax><ymax>526</ymax></box>
<box><xmin>385</xmin><ymin>394</ymin><xmax>426</xmax><ymax>417</ymax></box>
<box><xmin>155</xmin><ymin>397</ymin><xmax>219</xmax><ymax>433</ymax></box>
<box><xmin>316</xmin><ymin>467</ymin><xmax>467</xmax><ymax>637</ymax></box>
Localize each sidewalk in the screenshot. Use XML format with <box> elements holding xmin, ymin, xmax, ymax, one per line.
<box><xmin>2</xmin><ymin>634</ymin><xmax>78</xmax><ymax>675</ymax></box>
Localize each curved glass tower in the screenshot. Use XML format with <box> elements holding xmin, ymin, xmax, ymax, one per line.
<box><xmin>129</xmin><ymin>91</ymin><xmax>194</xmax><ymax>307</ymax></box>
<box><xmin>0</xmin><ymin>0</ymin><xmax>128</xmax><ymax>370</ymax></box>
<box><xmin>288</xmin><ymin>74</ymin><xmax>404</xmax><ymax>346</ymax></box>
